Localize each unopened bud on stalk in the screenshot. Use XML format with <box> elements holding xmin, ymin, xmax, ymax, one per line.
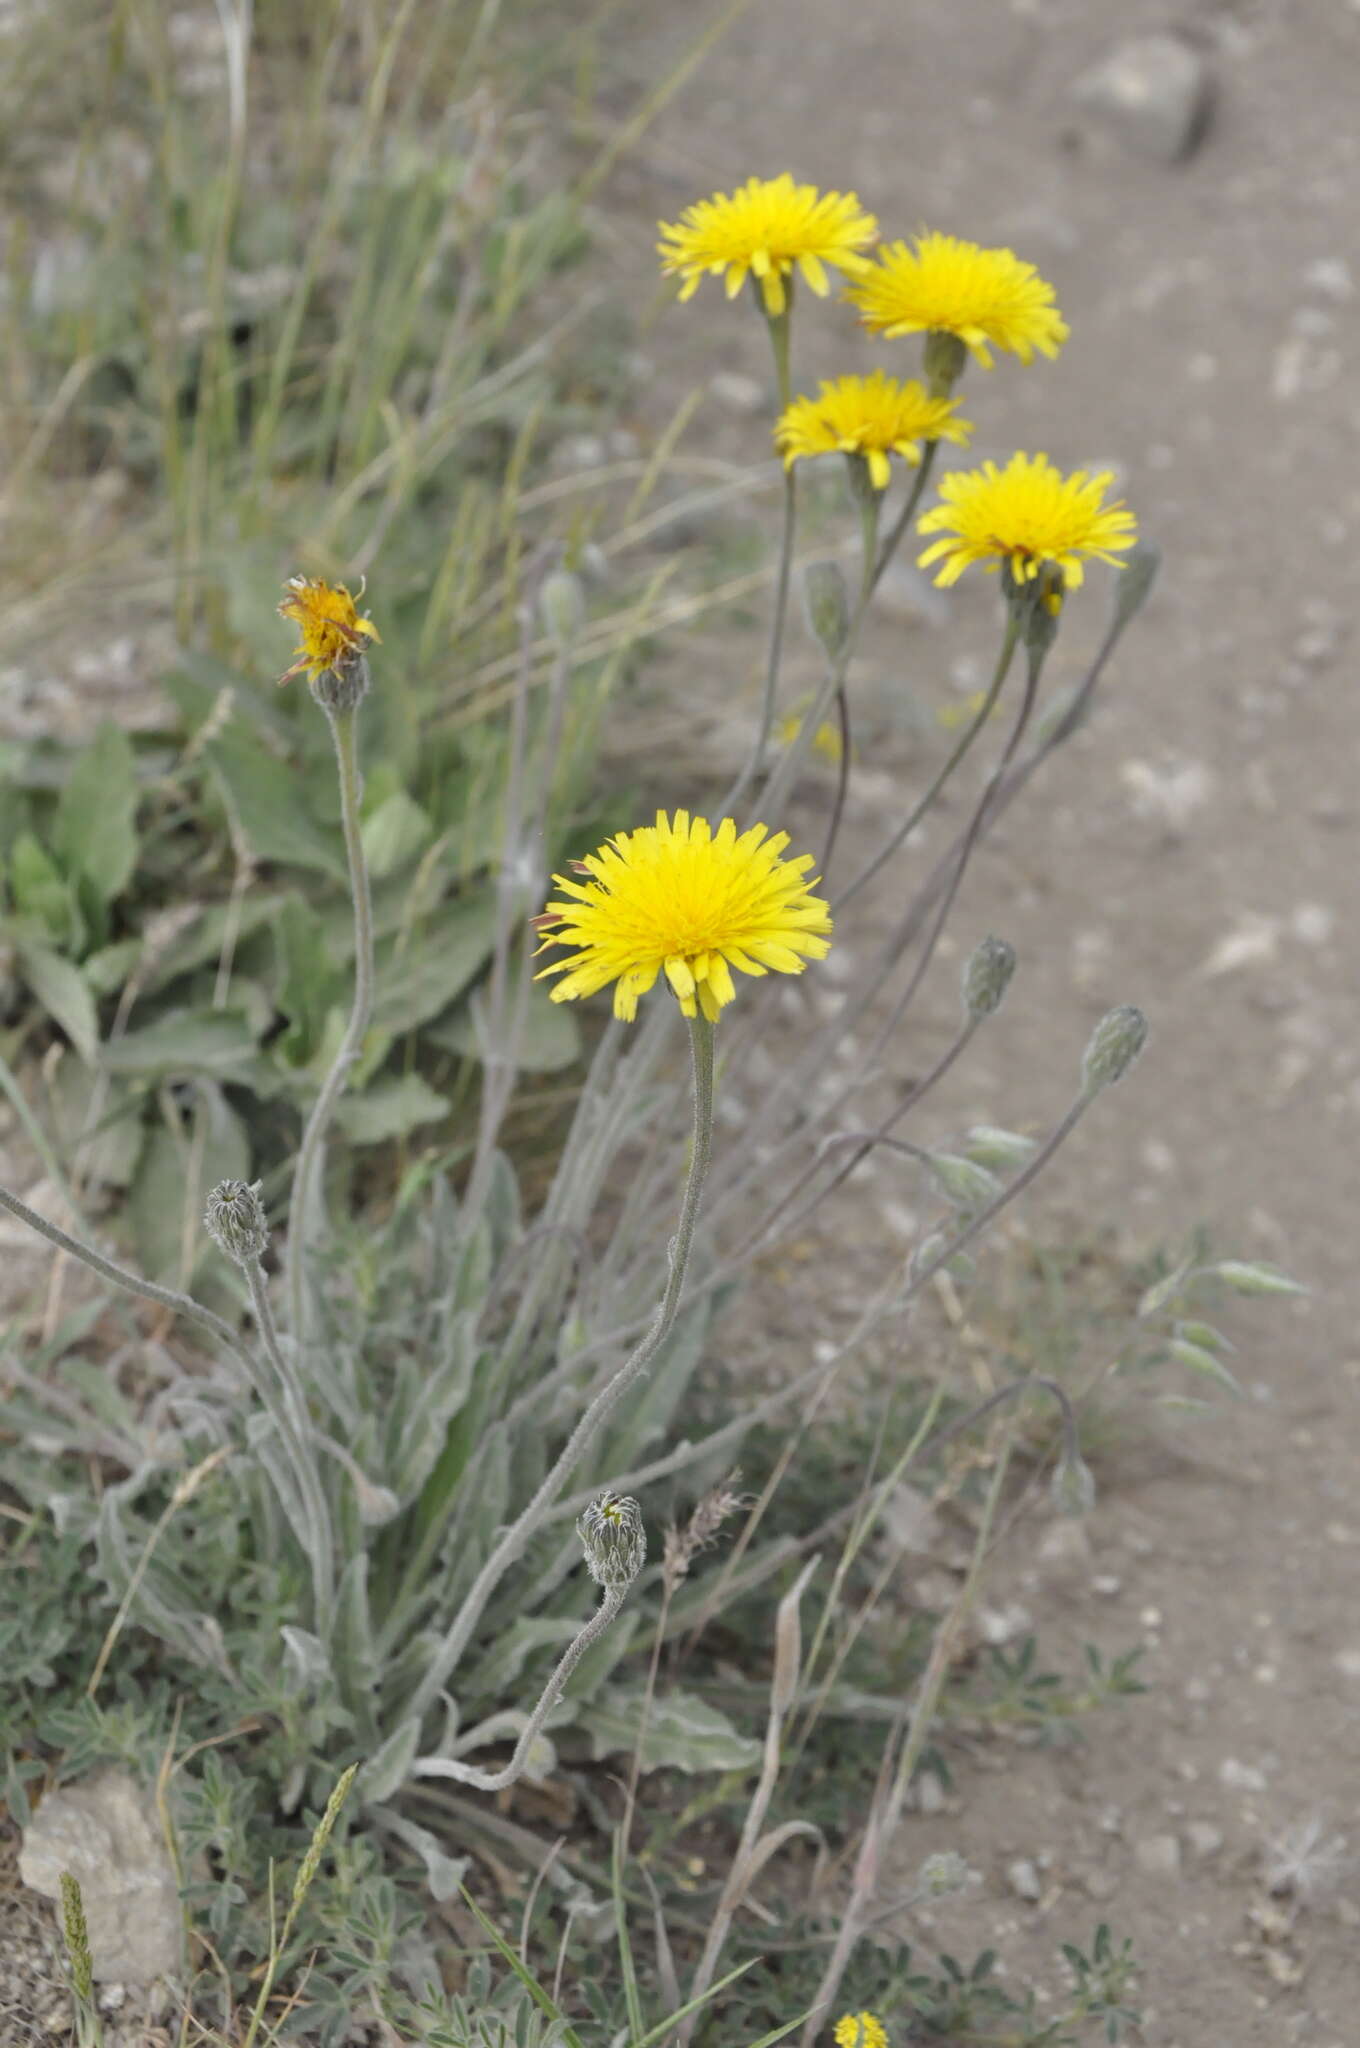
<box><xmin>310</xmin><ymin>651</ymin><xmax>371</xmax><ymax>715</ymax></box>
<box><xmin>923</xmin><ymin>328</ymin><xmax>968</xmax><ymax>396</ymax></box>
<box><xmin>540</xmin><ymin>569</ymin><xmax>586</xmax><ymax>652</ymax></box>
<box><xmin>204</xmin><ymin>1179</ymin><xmax>269</xmax><ymax>1266</ymax></box>
<box><xmin>801</xmin><ymin>559</ymin><xmax>851</xmax><ymax>658</ymax></box>
<box><xmin>1082</xmin><ymin>1004</ymin><xmax>1148</xmax><ymax>1092</ymax></box>
<box><xmin>577</xmin><ymin>1491</ymin><xmax>646</xmax><ymax>1588</ymax></box>
<box><xmin>1050</xmin><ymin>1446</ymin><xmax>1097</xmax><ymax>1518</ymax></box>
<box><xmin>927</xmin><ymin>1152</ymin><xmax>1002</xmax><ymax>1215</ymax></box>
<box><xmin>962</xmin><ymin>935</ymin><xmax>1016</xmax><ymax>1020</ymax></box>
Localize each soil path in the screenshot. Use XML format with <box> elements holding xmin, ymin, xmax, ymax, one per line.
<box><xmin>588</xmin><ymin>2</ymin><xmax>1360</xmax><ymax>2039</ymax></box>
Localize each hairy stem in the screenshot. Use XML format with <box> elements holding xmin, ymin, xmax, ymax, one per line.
<box><xmin>404</xmin><ymin>1013</ymin><xmax>717</xmax><ymax>1733</ymax></box>
<box><xmin>287</xmin><ymin>703</ymin><xmax>374</xmax><ymax>1342</ymax></box>
<box><xmin>412</xmin><ymin>1582</ymin><xmax>628</xmax><ymax>1793</ymax></box>
<box><xmin>245</xmin><ymin>1261</ymin><xmax>335</xmax><ymax>1622</ymax></box>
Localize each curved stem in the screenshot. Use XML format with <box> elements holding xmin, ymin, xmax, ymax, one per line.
<box><xmin>834</xmin><ymin>613</ymin><xmax>1019</xmax><ymax>914</ymax></box>
<box><xmin>412</xmin><ymin>1582</ymin><xmax>628</xmax><ymax>1793</ymax></box>
<box><xmin>404</xmin><ymin>1012</ymin><xmax>717</xmax><ymax>1732</ymax></box>
<box><xmin>0</xmin><ymin>1182</ymin><xmax>246</xmax><ymax>1367</ymax></box>
<box><xmin>817</xmin><ymin>492</ymin><xmax>879</xmax><ymax>881</ymax></box>
<box><xmin>545</xmin><ymin>1088</ymin><xmax>1096</xmax><ymax>1527</ymax></box>
<box><xmin>869</xmin><ymin>438</ymin><xmax>940</xmax><ymax>597</ymax></box>
<box><xmin>724</xmin><ymin>301</ymin><xmax>796</xmax><ymax>812</ymax></box>
<box><xmin>287</xmin><ymin>703</ymin><xmax>374</xmax><ymax>1343</ymax></box>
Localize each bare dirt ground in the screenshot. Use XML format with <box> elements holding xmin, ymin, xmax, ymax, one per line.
<box><xmin>5</xmin><ymin>2</ymin><xmax>1358</xmax><ymax>2040</ymax></box>
<box><xmin>584</xmin><ymin>0</ymin><xmax>1360</xmax><ymax>2039</ymax></box>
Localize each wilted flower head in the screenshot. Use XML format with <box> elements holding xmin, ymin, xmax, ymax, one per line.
<box><xmin>658</xmin><ymin>174</ymin><xmax>877</xmax><ymax>318</ymax></box>
<box><xmin>918</xmin><ymin>453</ymin><xmax>1138</xmax><ymax>613</ymax></box>
<box><xmin>577</xmin><ymin>1492</ymin><xmax>646</xmax><ymax>1588</ymax></box>
<box><xmin>775</xmin><ymin>371</ymin><xmax>972</xmax><ymax>491</ymax></box>
<box><xmin>846</xmin><ymin>230</ymin><xmax>1069</xmax><ymax>370</ymax></box>
<box><xmin>535</xmin><ymin>810</ymin><xmax>832</xmax><ymax>1024</ymax></box>
<box><xmin>204</xmin><ymin>1179</ymin><xmax>269</xmax><ymax>1266</ymax></box>
<box><xmin>278</xmin><ymin>576</ymin><xmax>380</xmax><ymax>704</ymax></box>
<box><xmin>1082</xmin><ymin>1004</ymin><xmax>1149</xmax><ymax>1092</ymax></box>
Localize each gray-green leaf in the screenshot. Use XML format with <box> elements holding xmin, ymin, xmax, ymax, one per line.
<box><xmin>588</xmin><ymin>1689</ymin><xmax>762</xmax><ymax>1774</ymax></box>
<box><xmin>17</xmin><ymin>941</ymin><xmax>99</xmax><ymax>1065</ymax></box>
<box><xmin>53</xmin><ymin>723</ymin><xmax>139</xmax><ymax>905</ymax></box>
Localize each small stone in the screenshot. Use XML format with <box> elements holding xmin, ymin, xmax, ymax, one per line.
<box><xmin>1184</xmin><ymin>1676</ymin><xmax>1212</xmax><ymax>1705</ymax></box>
<box><xmin>1071</xmin><ymin>35</ymin><xmax>1214</xmax><ymax>163</ymax></box>
<box><xmin>882</xmin><ymin>1483</ymin><xmax>944</xmax><ymax>1555</ymax></box>
<box><xmin>709</xmin><ymin>370</ymin><xmax>765</xmax><ymax>415</ymax></box>
<box><xmin>916</xmin><ymin>1769</ymin><xmax>947</xmax><ymax>1815</ymax></box>
<box><xmin>1219</xmin><ymin>1757</ymin><xmax>1269</xmax><ymax>1793</ymax></box>
<box><xmin>1305</xmin><ymin>257</ymin><xmax>1354</xmax><ymax>303</ymax></box>
<box><xmin>20</xmin><ymin>1771</ymin><xmax>180</xmax><ymax>1983</ymax></box>
<box><xmin>978</xmin><ymin>1602</ymin><xmax>1033</xmax><ymax>1646</ymax></box>
<box><xmin>1091</xmin><ymin>1573</ymin><xmax>1123</xmax><ymax>1598</ymax></box>
<box><xmin>1036</xmin><ymin>1517</ymin><xmax>1092</xmax><ymax>1577</ymax></box>
<box><xmin>1006</xmin><ymin>1856</ymin><xmax>1043</xmax><ymax>1902</ymax></box>
<box><xmin>1134</xmin><ymin>1833</ymin><xmax>1182</xmax><ymax>1877</ymax></box>
<box><xmin>1082</xmin><ymin>1867</ymin><xmax>1120</xmax><ymax>1901</ymax></box>
<box><xmin>873</xmin><ymin>559</ymin><xmax>951</xmax><ymax>627</ymax></box>
<box><xmin>1187</xmin><ymin>1822</ymin><xmax>1225</xmax><ymax>1859</ymax></box>
<box><xmin>1334</xmin><ymin>1648</ymin><xmax>1360</xmax><ymax>1679</ymax></box>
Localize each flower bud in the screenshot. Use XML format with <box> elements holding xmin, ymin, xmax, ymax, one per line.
<box><xmin>577</xmin><ymin>1491</ymin><xmax>646</xmax><ymax>1588</ymax></box>
<box><xmin>310</xmin><ymin>650</ymin><xmax>370</xmax><ymax>715</ymax></box>
<box><xmin>1082</xmin><ymin>1004</ymin><xmax>1148</xmax><ymax>1092</ymax></box>
<box><xmin>540</xmin><ymin>569</ymin><xmax>586</xmax><ymax>652</ymax></box>
<box><xmin>962</xmin><ymin>1125</ymin><xmax>1037</xmax><ymax>1171</ymax></box>
<box><xmin>1050</xmin><ymin>1447</ymin><xmax>1096</xmax><ymax>1518</ymax></box>
<box><xmin>204</xmin><ymin>1179</ymin><xmax>269</xmax><ymax>1266</ymax></box>
<box><xmin>927</xmin><ymin>1152</ymin><xmax>1002</xmax><ymax>1216</ymax></box>
<box><xmin>923</xmin><ymin>328</ymin><xmax>968</xmax><ymax>396</ymax></box>
<box><xmin>801</xmin><ymin>559</ymin><xmax>851</xmax><ymax>659</ymax></box>
<box><xmin>962</xmin><ymin>935</ymin><xmax>1016</xmax><ymax>1020</ymax></box>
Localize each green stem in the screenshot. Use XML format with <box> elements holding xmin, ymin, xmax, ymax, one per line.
<box><xmin>287</xmin><ymin>704</ymin><xmax>374</xmax><ymax>1343</ymax></box>
<box><xmin>818</xmin><ymin>491</ymin><xmax>880</xmax><ymax>878</ymax></box>
<box><xmin>404</xmin><ymin>1013</ymin><xmax>717</xmax><ymax>1733</ymax></box>
<box><xmin>799</xmin><ymin>1422</ymin><xmax>1014</xmax><ymax>2048</ymax></box>
<box><xmin>412</xmin><ymin>1582</ymin><xmax>628</xmax><ymax>1793</ymax></box>
<box><xmin>245</xmin><ymin>1261</ymin><xmax>335</xmax><ymax>1623</ymax></box>
<box><xmin>724</xmin><ymin>299</ymin><xmax>796</xmax><ymax>810</ymax></box>
<box><xmin>870</xmin><ymin>437</ymin><xmax>940</xmax><ymax>595</ymax></box>
<box><xmin>0</xmin><ymin>1183</ymin><xmax>243</xmax><ymax>1366</ymax></box>
<box><xmin>834</xmin><ymin>608</ymin><xmax>1020</xmax><ymax>913</ymax></box>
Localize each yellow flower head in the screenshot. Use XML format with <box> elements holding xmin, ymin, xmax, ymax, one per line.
<box><xmin>917</xmin><ymin>451</ymin><xmax>1137</xmax><ymax>608</ymax></box>
<box><xmin>775</xmin><ymin>371</ymin><xmax>972</xmax><ymax>490</ymax></box>
<box><xmin>277</xmin><ymin>576</ymin><xmax>380</xmax><ymax>686</ymax></box>
<box><xmin>534</xmin><ymin>809</ymin><xmax>832</xmax><ymax>1024</ymax></box>
<box><xmin>833</xmin><ymin>2016</ymin><xmax>888</xmax><ymax>2048</ymax></box>
<box><xmin>846</xmin><ymin>231</ymin><xmax>1069</xmax><ymax>368</ymax></box>
<box><xmin>658</xmin><ymin>174</ymin><xmax>878</xmax><ymax>318</ymax></box>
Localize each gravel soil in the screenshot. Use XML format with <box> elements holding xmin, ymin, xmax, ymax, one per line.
<box><xmin>583</xmin><ymin>1</ymin><xmax>1360</xmax><ymax>2040</ymax></box>
<box><xmin>5</xmin><ymin>2</ymin><xmax>1360</xmax><ymax>2040</ymax></box>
